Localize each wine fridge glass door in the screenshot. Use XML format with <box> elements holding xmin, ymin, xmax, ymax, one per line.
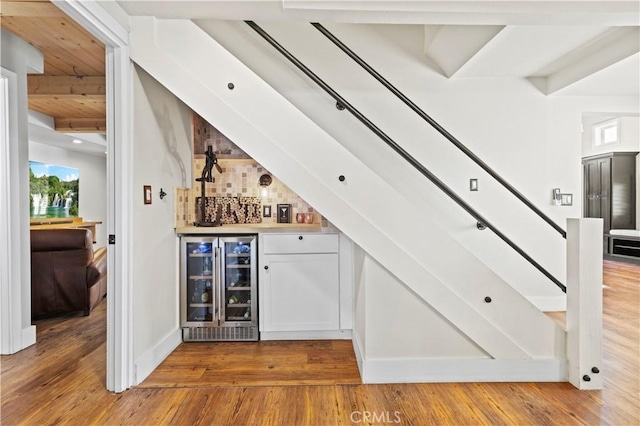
<box><xmin>220</xmin><ymin>236</ymin><xmax>257</xmax><ymax>327</ymax></box>
<box><xmin>183</xmin><ymin>240</ymin><xmax>216</xmax><ymax>325</ymax></box>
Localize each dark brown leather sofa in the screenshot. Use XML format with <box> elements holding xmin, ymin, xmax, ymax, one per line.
<box><xmin>31</xmin><ymin>228</ymin><xmax>107</xmax><ymax>319</ymax></box>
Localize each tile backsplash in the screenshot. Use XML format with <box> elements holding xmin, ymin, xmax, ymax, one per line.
<box><xmin>176</xmin><ymin>113</ymin><xmax>325</xmax><ymax>228</ymax></box>
<box><xmin>175</xmin><ymin>159</ymin><xmax>320</xmax><ymax>227</ymax></box>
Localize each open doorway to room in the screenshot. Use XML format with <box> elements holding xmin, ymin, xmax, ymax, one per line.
<box><xmin>0</xmin><ymin>0</ymin><xmax>109</xmax><ymax>242</ymax></box>
<box><xmin>0</xmin><ymin>0</ymin><xmax>109</xmax><ymax>359</ymax></box>
<box><xmin>581</xmin><ymin>112</ymin><xmax>640</xmax><ymax>262</ymax></box>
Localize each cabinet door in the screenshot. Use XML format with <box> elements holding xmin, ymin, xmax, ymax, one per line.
<box><xmin>610</xmin><ymin>156</ymin><xmax>636</xmax><ymax>230</ymax></box>
<box><xmin>220</xmin><ymin>236</ymin><xmax>257</xmax><ymax>327</ymax></box>
<box><xmin>583</xmin><ymin>157</ymin><xmax>612</xmax><ymax>232</ymax></box>
<box><xmin>261</xmin><ymin>254</ymin><xmax>339</xmax><ymax>332</ymax></box>
<box><xmin>597</xmin><ymin>158</ymin><xmax>611</xmax><ymax>232</ymax></box>
<box><xmin>181</xmin><ymin>238</ymin><xmax>217</xmax><ymax>327</ymax></box>
<box><xmin>584</xmin><ymin>159</ymin><xmax>602</xmax><ymax>218</ymax></box>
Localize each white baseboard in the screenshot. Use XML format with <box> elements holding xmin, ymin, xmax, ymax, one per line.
<box><xmin>529</xmin><ymin>296</ymin><xmax>567</xmax><ymax>312</ymax></box>
<box><xmin>22</xmin><ymin>325</ymin><xmax>36</xmax><ymax>348</ymax></box>
<box><xmin>0</xmin><ymin>325</ymin><xmax>35</xmax><ymax>355</ymax></box>
<box><xmin>352</xmin><ymin>332</ymin><xmax>365</xmax><ymax>379</ymax></box>
<box><xmin>260</xmin><ymin>329</ymin><xmax>352</xmax><ymax>341</ymax></box>
<box><xmin>134</xmin><ymin>328</ymin><xmax>182</xmax><ymax>385</ymax></box>
<box><xmin>362</xmin><ymin>357</ymin><xmax>567</xmax><ymax>384</ymax></box>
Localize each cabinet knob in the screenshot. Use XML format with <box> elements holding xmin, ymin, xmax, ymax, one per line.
<box><xmin>298</xmin><ymin>235</ymin><xmax>303</xmax><ymax>240</ymax></box>
<box><xmin>264</xmin><ymin>265</ymin><xmax>269</xmax><ymax>270</ymax></box>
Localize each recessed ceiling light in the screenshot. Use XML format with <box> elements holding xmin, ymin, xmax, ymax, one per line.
<box><xmin>72</xmin><ymin>139</ymin><xmax>82</xmax><ymax>144</ymax></box>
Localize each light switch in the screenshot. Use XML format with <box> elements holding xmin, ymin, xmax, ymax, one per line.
<box><xmin>470</xmin><ymin>179</ymin><xmax>479</xmax><ymax>191</ymax></box>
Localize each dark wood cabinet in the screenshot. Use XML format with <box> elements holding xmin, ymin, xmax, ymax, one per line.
<box><xmin>583</xmin><ymin>152</ymin><xmax>638</xmax><ymax>253</ymax></box>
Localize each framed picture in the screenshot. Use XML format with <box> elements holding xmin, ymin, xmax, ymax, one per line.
<box><xmin>143</xmin><ymin>185</ymin><xmax>152</xmax><ymax>204</ymax></box>
<box><xmin>263</xmin><ymin>205</ymin><xmax>271</xmax><ymax>218</ymax></box>
<box><xmin>28</xmin><ymin>161</ymin><xmax>80</xmax><ymax>218</ymax></box>
<box><xmin>277</xmin><ymin>204</ymin><xmax>291</xmax><ymax>223</ymax></box>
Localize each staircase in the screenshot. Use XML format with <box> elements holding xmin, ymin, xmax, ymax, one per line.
<box><xmin>130</xmin><ymin>17</ymin><xmax>567</xmax><ymax>382</ymax></box>
<box><xmin>198</xmin><ymin>19</ymin><xmax>569</xmax><ymax>312</ymax></box>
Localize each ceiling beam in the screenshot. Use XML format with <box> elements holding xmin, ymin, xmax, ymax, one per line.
<box><xmin>0</xmin><ymin>1</ymin><xmax>65</xmax><ymax>17</ymax></box>
<box><xmin>424</xmin><ymin>25</ymin><xmax>504</xmax><ymax>78</ymax></box>
<box><xmin>55</xmin><ymin>117</ymin><xmax>106</xmax><ymax>133</ymax></box>
<box><xmin>280</xmin><ymin>0</ymin><xmax>640</xmax><ymax>25</ymax></box>
<box><xmin>533</xmin><ymin>27</ymin><xmax>640</xmax><ymax>95</ymax></box>
<box><xmin>27</xmin><ymin>75</ymin><xmax>106</xmax><ymax>96</ymax></box>
<box><xmin>27</xmin><ymin>77</ymin><xmax>105</xmax><ymax>132</ymax></box>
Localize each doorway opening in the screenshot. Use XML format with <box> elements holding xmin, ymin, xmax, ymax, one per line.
<box><xmin>581</xmin><ymin>112</ymin><xmax>640</xmax><ymax>262</ymax></box>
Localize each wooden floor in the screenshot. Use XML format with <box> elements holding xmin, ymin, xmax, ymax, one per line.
<box><xmin>141</xmin><ymin>340</ymin><xmax>361</xmax><ymax>388</ymax></box>
<box><xmin>1</xmin><ymin>260</ymin><xmax>638</xmax><ymax>425</ymax></box>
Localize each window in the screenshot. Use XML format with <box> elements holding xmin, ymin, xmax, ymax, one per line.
<box><xmin>593</xmin><ymin>118</ymin><xmax>620</xmax><ymax>147</ymax></box>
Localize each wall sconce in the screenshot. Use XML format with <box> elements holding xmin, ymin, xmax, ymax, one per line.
<box><xmin>259</xmin><ymin>174</ymin><xmax>272</xmax><ymax>198</ymax></box>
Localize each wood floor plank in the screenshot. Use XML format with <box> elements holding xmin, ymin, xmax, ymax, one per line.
<box><xmin>140</xmin><ymin>338</ymin><xmax>361</xmax><ymax>388</ymax></box>
<box><xmin>1</xmin><ymin>260</ymin><xmax>639</xmax><ymax>425</ymax></box>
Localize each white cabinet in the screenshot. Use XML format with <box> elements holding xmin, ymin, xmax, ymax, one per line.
<box><xmin>259</xmin><ymin>233</ymin><xmax>350</xmax><ymax>339</ymax></box>
<box><xmin>261</xmin><ymin>253</ymin><xmax>339</xmax><ymax>331</ymax></box>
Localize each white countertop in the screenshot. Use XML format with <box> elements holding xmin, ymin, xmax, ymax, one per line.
<box><xmin>176</xmin><ymin>223</ymin><xmax>329</xmax><ymax>235</ymax></box>
<box><xmin>609</xmin><ymin>229</ymin><xmax>640</xmax><ymax>238</ymax></box>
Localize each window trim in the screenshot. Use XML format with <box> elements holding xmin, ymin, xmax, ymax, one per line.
<box><xmin>592</xmin><ymin>118</ymin><xmax>621</xmax><ymax>147</ymax></box>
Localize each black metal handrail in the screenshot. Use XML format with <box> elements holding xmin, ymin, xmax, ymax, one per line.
<box><xmin>311</xmin><ymin>22</ymin><xmax>566</xmax><ymax>240</ymax></box>
<box><xmin>245</xmin><ymin>21</ymin><xmax>566</xmax><ymax>293</ymax></box>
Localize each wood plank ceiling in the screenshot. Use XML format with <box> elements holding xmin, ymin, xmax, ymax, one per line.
<box><xmin>1</xmin><ymin>0</ymin><xmax>106</xmax><ymax>133</ymax></box>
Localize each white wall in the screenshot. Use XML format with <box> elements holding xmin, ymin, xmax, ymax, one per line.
<box><xmin>1</xmin><ymin>29</ymin><xmax>43</xmax><ymax>354</ymax></box>
<box><xmin>352</xmin><ymin>243</ymin><xmax>366</xmax><ymax>369</ymax></box>
<box><xmin>582</xmin><ymin>115</ymin><xmax>640</xmax><ymax>158</ymax></box>
<box><xmin>354</xmin><ymin>251</ymin><xmax>568</xmax><ymax>384</ymax></box>
<box><xmin>362</xmin><ymin>254</ymin><xmax>487</xmax><ymax>359</ymax></box>
<box><xmin>29</xmin><ymin>142</ymin><xmax>108</xmax><ymax>248</ymax></box>
<box><xmin>621</xmin><ymin>117</ymin><xmax>640</xmax><ymax>151</ymax></box>
<box><xmin>200</xmin><ymin>21</ymin><xmax>639</xmax><ymax>308</ymax></box>
<box><xmin>132</xmin><ymin>65</ymin><xmax>192</xmax><ymax>369</ymax></box>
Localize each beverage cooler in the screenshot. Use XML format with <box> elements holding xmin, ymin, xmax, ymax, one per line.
<box><xmin>180</xmin><ymin>235</ymin><xmax>258</xmax><ymax>341</ymax></box>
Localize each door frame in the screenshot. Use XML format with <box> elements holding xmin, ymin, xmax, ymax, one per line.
<box><xmin>0</xmin><ymin>72</ymin><xmax>19</xmax><ymax>354</ymax></box>
<box><xmin>1</xmin><ymin>38</ymin><xmax>41</xmax><ymax>355</ymax></box>
<box><xmin>52</xmin><ymin>0</ymin><xmax>133</xmax><ymax>392</ymax></box>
